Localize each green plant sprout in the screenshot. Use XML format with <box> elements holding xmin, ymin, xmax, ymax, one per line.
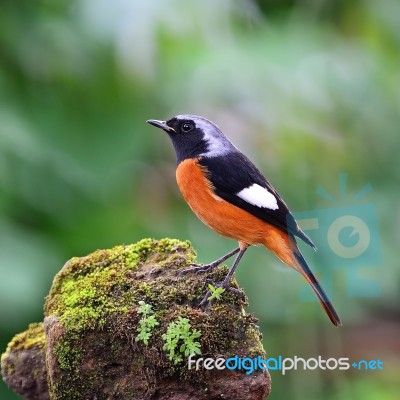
<box><xmin>162</xmin><ymin>317</ymin><xmax>201</xmax><ymax>364</ymax></box>
<box><xmin>135</xmin><ymin>301</ymin><xmax>159</xmax><ymax>346</ymax></box>
<box><xmin>207</xmin><ymin>284</ymin><xmax>225</xmax><ymax>301</ymax></box>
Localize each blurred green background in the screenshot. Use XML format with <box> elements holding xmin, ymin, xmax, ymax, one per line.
<box><xmin>1</xmin><ymin>0</ymin><xmax>399</xmax><ymax>399</ymax></box>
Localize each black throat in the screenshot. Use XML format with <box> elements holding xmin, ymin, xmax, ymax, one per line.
<box><xmin>168</xmin><ymin>132</ymin><xmax>209</xmax><ymax>165</ymax></box>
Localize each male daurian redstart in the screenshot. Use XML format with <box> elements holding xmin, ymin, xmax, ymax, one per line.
<box><xmin>147</xmin><ymin>115</ymin><xmax>341</xmax><ymax>326</ymax></box>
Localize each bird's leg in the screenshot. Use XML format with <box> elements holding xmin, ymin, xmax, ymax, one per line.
<box><xmin>199</xmin><ymin>247</ymin><xmax>248</xmax><ymax>309</ymax></box>
<box><xmin>179</xmin><ymin>247</ymin><xmax>240</xmax><ymax>275</ymax></box>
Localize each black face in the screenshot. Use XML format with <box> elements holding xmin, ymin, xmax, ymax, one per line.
<box><xmin>166</xmin><ymin>118</ymin><xmax>195</xmax><ymax>134</ymax></box>
<box><xmin>165</xmin><ymin>118</ymin><xmax>208</xmax><ymax>164</ymax></box>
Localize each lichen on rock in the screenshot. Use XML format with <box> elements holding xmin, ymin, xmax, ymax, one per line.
<box><xmin>2</xmin><ymin>238</ymin><xmax>270</xmax><ymax>400</ymax></box>
<box><xmin>1</xmin><ymin>323</ymin><xmax>49</xmax><ymax>400</ymax></box>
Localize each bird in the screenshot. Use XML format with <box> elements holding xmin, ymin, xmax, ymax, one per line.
<box><xmin>147</xmin><ymin>114</ymin><xmax>341</xmax><ymax>326</ymax></box>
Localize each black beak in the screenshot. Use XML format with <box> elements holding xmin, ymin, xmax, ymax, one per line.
<box><xmin>146</xmin><ymin>119</ymin><xmax>175</xmax><ymax>133</ymax></box>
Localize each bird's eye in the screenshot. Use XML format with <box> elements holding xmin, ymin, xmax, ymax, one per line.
<box><xmin>181</xmin><ymin>122</ymin><xmax>194</xmax><ymax>132</ymax></box>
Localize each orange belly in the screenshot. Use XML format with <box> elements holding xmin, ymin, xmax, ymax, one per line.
<box><xmin>176</xmin><ymin>158</ymin><xmax>294</xmax><ymax>266</ymax></box>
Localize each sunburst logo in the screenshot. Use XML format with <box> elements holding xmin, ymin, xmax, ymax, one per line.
<box><xmin>293</xmin><ymin>173</ymin><xmax>382</xmax><ymax>300</ymax></box>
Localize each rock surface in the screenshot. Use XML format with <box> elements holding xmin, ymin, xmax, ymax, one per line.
<box><xmin>1</xmin><ymin>323</ymin><xmax>49</xmax><ymax>400</ymax></box>
<box><xmin>1</xmin><ymin>238</ymin><xmax>271</xmax><ymax>400</ymax></box>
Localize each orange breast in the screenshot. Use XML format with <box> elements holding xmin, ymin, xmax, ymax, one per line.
<box><xmin>176</xmin><ymin>158</ymin><xmax>294</xmax><ymax>266</ymax></box>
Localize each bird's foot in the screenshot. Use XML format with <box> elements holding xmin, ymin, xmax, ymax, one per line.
<box><xmin>179</xmin><ymin>261</ymin><xmax>221</xmax><ymax>276</ymax></box>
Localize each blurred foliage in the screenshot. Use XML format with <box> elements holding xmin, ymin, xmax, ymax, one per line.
<box><xmin>1</xmin><ymin>0</ymin><xmax>399</xmax><ymax>399</ymax></box>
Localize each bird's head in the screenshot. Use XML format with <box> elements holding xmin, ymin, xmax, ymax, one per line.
<box><xmin>147</xmin><ymin>114</ymin><xmax>236</xmax><ymax>164</ymax></box>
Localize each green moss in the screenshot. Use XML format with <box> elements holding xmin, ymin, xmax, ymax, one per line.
<box><xmin>243</xmin><ymin>319</ymin><xmax>265</xmax><ymax>357</ymax></box>
<box><xmin>45</xmin><ymin>238</ymin><xmax>196</xmax><ymax>333</ymax></box>
<box><xmin>138</xmin><ymin>282</ymin><xmax>153</xmax><ymax>298</ymax></box>
<box><xmin>56</xmin><ymin>268</ymin><xmax>128</xmax><ymax>331</ymax></box>
<box><xmin>53</xmin><ymin>340</ymin><xmax>81</xmax><ymax>371</ymax></box>
<box><xmin>1</xmin><ymin>322</ymin><xmax>46</xmax><ymax>378</ymax></box>
<box><xmin>2</xmin><ymin>323</ymin><xmax>45</xmax><ymax>357</ymax></box>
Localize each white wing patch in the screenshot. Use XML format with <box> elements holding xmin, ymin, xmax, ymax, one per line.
<box><xmin>236</xmin><ymin>184</ymin><xmax>279</xmax><ymax>210</ymax></box>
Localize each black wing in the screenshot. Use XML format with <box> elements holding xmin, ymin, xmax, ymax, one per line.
<box><xmin>199</xmin><ymin>152</ymin><xmax>316</xmax><ymax>249</ymax></box>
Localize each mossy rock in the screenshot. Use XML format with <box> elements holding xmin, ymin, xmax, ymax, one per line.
<box><xmin>1</xmin><ymin>323</ymin><xmax>49</xmax><ymax>400</ymax></box>
<box><xmin>2</xmin><ymin>238</ymin><xmax>270</xmax><ymax>400</ymax></box>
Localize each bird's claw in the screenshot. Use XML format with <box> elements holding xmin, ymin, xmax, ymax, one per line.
<box><xmin>178</xmin><ymin>262</ymin><xmax>219</xmax><ymax>276</ymax></box>
<box><xmin>198</xmin><ymin>290</ymin><xmax>211</xmax><ymax>310</ymax></box>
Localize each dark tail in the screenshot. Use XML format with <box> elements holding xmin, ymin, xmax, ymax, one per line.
<box><xmin>293</xmin><ymin>250</ymin><xmax>341</xmax><ymax>327</ymax></box>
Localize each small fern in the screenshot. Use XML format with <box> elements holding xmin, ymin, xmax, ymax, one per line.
<box><xmin>135</xmin><ymin>301</ymin><xmax>159</xmax><ymax>346</ymax></box>
<box><xmin>162</xmin><ymin>317</ymin><xmax>201</xmax><ymax>364</ymax></box>
<box><xmin>207</xmin><ymin>284</ymin><xmax>225</xmax><ymax>301</ymax></box>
